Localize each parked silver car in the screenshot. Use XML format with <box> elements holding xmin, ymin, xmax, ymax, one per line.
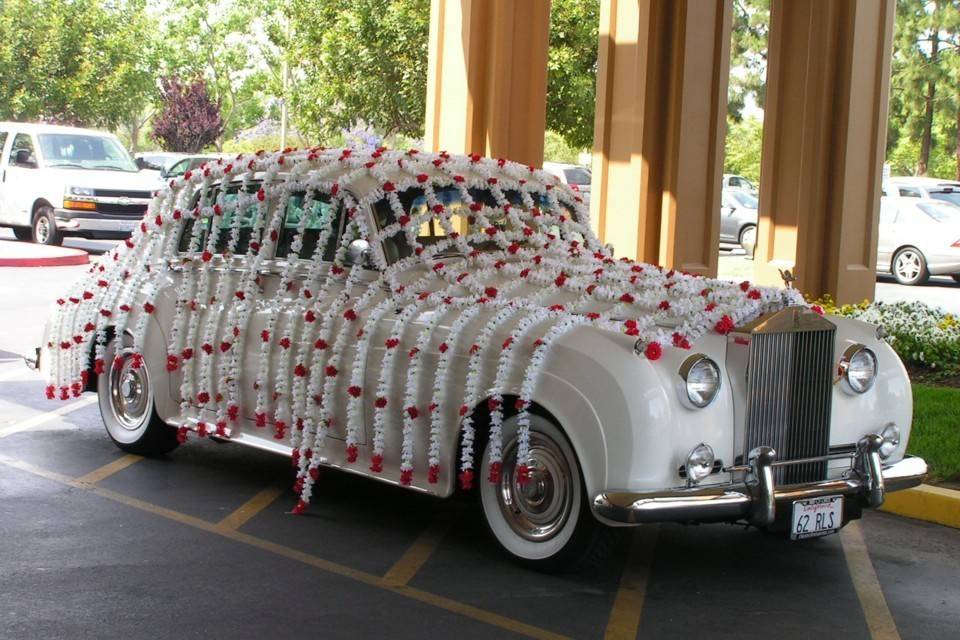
<box><xmin>543</xmin><ymin>162</ymin><xmax>591</xmax><ymax>205</ymax></box>
<box><xmin>719</xmin><ymin>189</ymin><xmax>758</xmax><ymax>256</ymax></box>
<box><xmin>878</xmin><ymin>197</ymin><xmax>960</xmax><ymax>285</ymax></box>
<box><xmin>885</xmin><ymin>176</ymin><xmax>960</xmax><ymax>206</ymax></box>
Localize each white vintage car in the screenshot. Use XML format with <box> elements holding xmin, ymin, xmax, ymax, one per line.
<box><xmin>38</xmin><ymin>148</ymin><xmax>926</xmax><ymax>570</ymax></box>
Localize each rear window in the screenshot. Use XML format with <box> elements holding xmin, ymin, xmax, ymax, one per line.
<box><xmin>563</xmin><ymin>167</ymin><xmax>591</xmax><ymax>185</ymax></box>
<box><xmin>928</xmin><ymin>191</ymin><xmax>960</xmax><ymax>207</ymax></box>
<box><xmin>917</xmin><ymin>202</ymin><xmax>960</xmax><ymax>223</ymax></box>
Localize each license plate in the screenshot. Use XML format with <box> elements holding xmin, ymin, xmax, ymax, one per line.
<box><xmin>791</xmin><ymin>496</ymin><xmax>843</xmax><ymax>540</ymax></box>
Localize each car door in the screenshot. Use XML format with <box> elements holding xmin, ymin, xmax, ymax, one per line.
<box><xmin>719</xmin><ymin>192</ymin><xmax>737</xmax><ymax>241</ymax></box>
<box><xmin>876</xmin><ymin>198</ymin><xmax>898</xmax><ymax>270</ymax></box>
<box><xmin>3</xmin><ymin>132</ymin><xmax>40</xmax><ymax>225</ymax></box>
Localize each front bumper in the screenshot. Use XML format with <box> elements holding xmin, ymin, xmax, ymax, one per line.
<box><xmin>593</xmin><ymin>435</ymin><xmax>927</xmax><ymax>527</ymax></box>
<box><xmin>54</xmin><ymin>209</ymin><xmax>142</xmax><ymax>236</ymax></box>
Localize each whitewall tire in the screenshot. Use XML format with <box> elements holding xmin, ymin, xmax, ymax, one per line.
<box><xmin>97</xmin><ymin>339</ymin><xmax>178</xmax><ymax>456</ymax></box>
<box><xmin>479</xmin><ymin>412</ymin><xmax>618</xmax><ymax>570</ymax></box>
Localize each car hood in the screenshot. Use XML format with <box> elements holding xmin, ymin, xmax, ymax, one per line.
<box><xmin>42</xmin><ymin>168</ymin><xmax>159</xmax><ymax>192</ymax></box>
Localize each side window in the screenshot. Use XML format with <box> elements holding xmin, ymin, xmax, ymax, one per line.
<box><xmin>214</xmin><ymin>191</ymin><xmax>258</xmax><ymax>255</ymax></box>
<box><xmin>898</xmin><ymin>186</ymin><xmax>922</xmax><ymax>198</ymax></box>
<box><xmin>166</xmin><ymin>158</ymin><xmax>190</xmax><ymax>178</ymax></box>
<box><xmin>9</xmin><ymin>134</ymin><xmax>36</xmax><ymax>167</ymax></box>
<box><xmin>276</xmin><ymin>192</ymin><xmax>341</xmax><ymax>261</ymax></box>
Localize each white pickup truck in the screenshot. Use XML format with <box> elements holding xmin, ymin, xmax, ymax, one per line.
<box><xmin>0</xmin><ymin>122</ymin><xmax>157</xmax><ymax>245</ymax></box>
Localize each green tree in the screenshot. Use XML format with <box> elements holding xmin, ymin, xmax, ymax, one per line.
<box><xmin>160</xmin><ymin>0</ymin><xmax>285</xmax><ymax>149</ymax></box>
<box><xmin>889</xmin><ymin>0</ymin><xmax>960</xmax><ymax>177</ymax></box>
<box><xmin>547</xmin><ymin>0</ymin><xmax>599</xmax><ymax>149</ymax></box>
<box><xmin>728</xmin><ymin>0</ymin><xmax>769</xmax><ymax>121</ymax></box>
<box><xmin>0</xmin><ymin>0</ymin><xmax>157</xmax><ymax>130</ymax></box>
<box><xmin>723</xmin><ymin>116</ymin><xmax>763</xmax><ymax>183</ymax></box>
<box><xmin>287</xmin><ymin>0</ymin><xmax>430</xmax><ymax>142</ymax></box>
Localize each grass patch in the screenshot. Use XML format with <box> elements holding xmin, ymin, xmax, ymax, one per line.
<box><xmin>909</xmin><ymin>384</ymin><xmax>960</xmax><ymax>484</ymax></box>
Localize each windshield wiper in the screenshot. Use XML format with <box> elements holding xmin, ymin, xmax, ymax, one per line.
<box><xmin>92</xmin><ymin>165</ymin><xmax>134</xmax><ymax>172</ymax></box>
<box><xmin>48</xmin><ymin>163</ymin><xmax>85</xmax><ymax>169</ymax></box>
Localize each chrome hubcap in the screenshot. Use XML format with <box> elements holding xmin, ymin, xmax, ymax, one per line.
<box><xmin>109</xmin><ymin>354</ymin><xmax>149</xmax><ymax>429</ymax></box>
<box><xmin>35</xmin><ymin>217</ymin><xmax>49</xmax><ymax>243</ymax></box>
<box><xmin>497</xmin><ymin>432</ymin><xmax>573</xmax><ymax>542</ymax></box>
<box><xmin>895</xmin><ymin>251</ymin><xmax>921</xmax><ymax>281</ymax></box>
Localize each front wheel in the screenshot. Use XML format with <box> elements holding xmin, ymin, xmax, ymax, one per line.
<box><xmin>32</xmin><ymin>206</ymin><xmax>62</xmax><ymax>246</ymax></box>
<box><xmin>98</xmin><ymin>340</ymin><xmax>179</xmax><ymax>456</ymax></box>
<box><xmin>479</xmin><ymin>413</ymin><xmax>619</xmax><ymax>571</ymax></box>
<box><xmin>739</xmin><ymin>224</ymin><xmax>757</xmax><ymax>259</ymax></box>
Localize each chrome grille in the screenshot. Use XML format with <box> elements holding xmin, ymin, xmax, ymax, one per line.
<box><xmin>742</xmin><ymin>316</ymin><xmax>835</xmax><ymax>485</ymax></box>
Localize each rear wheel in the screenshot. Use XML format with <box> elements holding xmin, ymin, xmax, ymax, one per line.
<box><xmin>32</xmin><ymin>205</ymin><xmax>62</xmax><ymax>246</ymax></box>
<box><xmin>739</xmin><ymin>224</ymin><xmax>757</xmax><ymax>259</ymax></box>
<box><xmin>12</xmin><ymin>227</ymin><xmax>31</xmax><ymax>241</ymax></box>
<box><xmin>97</xmin><ymin>339</ymin><xmax>179</xmax><ymax>456</ymax></box>
<box><xmin>478</xmin><ymin>413</ymin><xmax>619</xmax><ymax>571</ymax></box>
<box><xmin>892</xmin><ymin>247</ymin><xmax>929</xmax><ymax>286</ymax></box>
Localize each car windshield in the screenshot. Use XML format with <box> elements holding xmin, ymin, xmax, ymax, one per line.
<box><xmin>373</xmin><ymin>186</ymin><xmax>579</xmax><ymax>263</ymax></box>
<box><xmin>928</xmin><ymin>191</ymin><xmax>960</xmax><ymax>207</ymax></box>
<box><xmin>729</xmin><ymin>191</ymin><xmax>758</xmax><ymax>208</ymax></box>
<box><xmin>917</xmin><ymin>201</ymin><xmax>960</xmax><ymax>223</ymax></box>
<box><xmin>563</xmin><ymin>167</ymin><xmax>591</xmax><ymax>185</ymax></box>
<box><xmin>38</xmin><ymin>133</ymin><xmax>137</xmax><ymax>172</ymax></box>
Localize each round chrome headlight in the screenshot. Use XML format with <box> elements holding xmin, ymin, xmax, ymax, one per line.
<box><xmin>840</xmin><ymin>344</ymin><xmax>877</xmax><ymax>394</ymax></box>
<box><xmin>685</xmin><ymin>443</ymin><xmax>715</xmax><ymax>484</ymax></box>
<box><xmin>879</xmin><ymin>423</ymin><xmax>900</xmax><ymax>460</ymax></box>
<box><xmin>678</xmin><ymin>354</ymin><xmax>721</xmax><ymax>408</ymax></box>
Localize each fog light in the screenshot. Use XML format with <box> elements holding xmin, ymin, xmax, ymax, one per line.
<box><xmin>879</xmin><ymin>423</ymin><xmax>900</xmax><ymax>460</ymax></box>
<box><xmin>685</xmin><ymin>443</ymin><xmax>715</xmax><ymax>485</ymax></box>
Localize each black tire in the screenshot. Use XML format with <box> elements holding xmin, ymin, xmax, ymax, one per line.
<box><xmin>32</xmin><ymin>205</ymin><xmax>63</xmax><ymax>246</ymax></box>
<box><xmin>952</xmin><ymin>274</ymin><xmax>960</xmax><ymax>284</ymax></box>
<box><xmin>891</xmin><ymin>246</ymin><xmax>929</xmax><ymax>286</ymax></box>
<box><xmin>478</xmin><ymin>413</ymin><xmax>621</xmax><ymax>571</ymax></box>
<box><xmin>12</xmin><ymin>227</ymin><xmax>31</xmax><ymax>241</ymax></box>
<box><xmin>97</xmin><ymin>339</ymin><xmax>179</xmax><ymax>456</ymax></box>
<box><xmin>739</xmin><ymin>224</ymin><xmax>757</xmax><ymax>259</ymax></box>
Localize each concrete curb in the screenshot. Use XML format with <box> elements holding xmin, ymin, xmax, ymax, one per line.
<box><xmin>0</xmin><ymin>240</ymin><xmax>88</xmax><ymax>267</ymax></box>
<box><xmin>880</xmin><ymin>484</ymin><xmax>960</xmax><ymax>529</ymax></box>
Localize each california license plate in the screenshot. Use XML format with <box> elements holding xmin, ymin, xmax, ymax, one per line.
<box><xmin>791</xmin><ymin>496</ymin><xmax>843</xmax><ymax>540</ymax></box>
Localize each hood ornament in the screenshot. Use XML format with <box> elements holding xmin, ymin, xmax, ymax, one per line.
<box><xmin>778</xmin><ymin>269</ymin><xmax>796</xmax><ymax>289</ymax></box>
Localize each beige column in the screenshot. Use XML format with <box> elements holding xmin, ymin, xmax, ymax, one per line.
<box><xmin>590</xmin><ymin>0</ymin><xmax>731</xmax><ymax>276</ymax></box>
<box><xmin>424</xmin><ymin>0</ymin><xmax>551</xmax><ymax>167</ymax></box>
<box><xmin>756</xmin><ymin>0</ymin><xmax>894</xmax><ymax>303</ymax></box>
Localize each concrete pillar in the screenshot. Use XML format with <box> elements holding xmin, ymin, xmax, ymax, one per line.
<box><xmin>756</xmin><ymin>0</ymin><xmax>894</xmax><ymax>302</ymax></box>
<box><xmin>424</xmin><ymin>0</ymin><xmax>551</xmax><ymax>167</ymax></box>
<box><xmin>590</xmin><ymin>0</ymin><xmax>732</xmax><ymax>275</ymax></box>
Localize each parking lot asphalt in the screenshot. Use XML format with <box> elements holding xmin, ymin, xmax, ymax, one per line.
<box><xmin>2</xmin><ymin>258</ymin><xmax>959</xmax><ymax>640</ymax></box>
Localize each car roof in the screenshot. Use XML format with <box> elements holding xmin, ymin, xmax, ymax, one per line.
<box><xmin>888</xmin><ymin>176</ymin><xmax>960</xmax><ymax>188</ymax></box>
<box><xmin>0</xmin><ymin>121</ymin><xmax>119</xmax><ymax>137</ymax></box>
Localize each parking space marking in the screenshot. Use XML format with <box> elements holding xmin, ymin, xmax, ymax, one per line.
<box><xmin>74</xmin><ymin>454</ymin><xmax>143</xmax><ymax>485</ymax></box>
<box><xmin>214</xmin><ymin>482</ymin><xmax>287</xmax><ymax>532</ymax></box>
<box><xmin>383</xmin><ymin>510</ymin><xmax>457</xmax><ymax>586</ymax></box>
<box><xmin>840</xmin><ymin>520</ymin><xmax>901</xmax><ymax>640</ymax></box>
<box><xmin>0</xmin><ymin>395</ymin><xmax>97</xmax><ymax>439</ymax></box>
<box><xmin>0</xmin><ymin>453</ymin><xmax>567</xmax><ymax>640</ymax></box>
<box><xmin>604</xmin><ymin>525</ymin><xmax>659</xmax><ymax>640</ymax></box>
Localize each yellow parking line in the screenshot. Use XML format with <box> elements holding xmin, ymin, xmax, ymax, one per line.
<box><xmin>383</xmin><ymin>511</ymin><xmax>456</xmax><ymax>586</ymax></box>
<box><xmin>604</xmin><ymin>525</ymin><xmax>659</xmax><ymax>640</ymax></box>
<box><xmin>840</xmin><ymin>520</ymin><xmax>901</xmax><ymax>640</ymax></box>
<box><xmin>74</xmin><ymin>454</ymin><xmax>143</xmax><ymax>485</ymax></box>
<box><xmin>0</xmin><ymin>453</ymin><xmax>568</xmax><ymax>640</ymax></box>
<box><xmin>0</xmin><ymin>395</ymin><xmax>98</xmax><ymax>439</ymax></box>
<box><xmin>214</xmin><ymin>483</ymin><xmax>287</xmax><ymax>532</ymax></box>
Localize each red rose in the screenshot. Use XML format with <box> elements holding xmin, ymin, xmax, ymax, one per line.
<box><xmin>644</xmin><ymin>342</ymin><xmax>663</xmax><ymax>360</ymax></box>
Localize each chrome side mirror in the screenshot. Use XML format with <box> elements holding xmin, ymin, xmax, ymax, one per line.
<box><xmin>346</xmin><ymin>238</ymin><xmax>371</xmax><ymax>267</ymax></box>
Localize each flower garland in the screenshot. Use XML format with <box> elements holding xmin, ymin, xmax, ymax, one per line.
<box><xmin>43</xmin><ymin>146</ymin><xmax>806</xmax><ymax>513</ymax></box>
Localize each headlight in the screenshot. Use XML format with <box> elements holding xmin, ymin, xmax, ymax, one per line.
<box><xmin>67</xmin><ymin>186</ymin><xmax>95</xmax><ymax>196</ymax></box>
<box><xmin>678</xmin><ymin>354</ymin><xmax>721</xmax><ymax>408</ymax></box>
<box><xmin>879</xmin><ymin>423</ymin><xmax>900</xmax><ymax>459</ymax></box>
<box><xmin>685</xmin><ymin>443</ymin><xmax>715</xmax><ymax>484</ymax></box>
<box><xmin>839</xmin><ymin>344</ymin><xmax>877</xmax><ymax>394</ymax></box>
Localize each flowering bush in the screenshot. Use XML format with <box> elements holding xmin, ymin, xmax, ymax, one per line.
<box><xmin>814</xmin><ymin>296</ymin><xmax>960</xmax><ymax>375</ymax></box>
